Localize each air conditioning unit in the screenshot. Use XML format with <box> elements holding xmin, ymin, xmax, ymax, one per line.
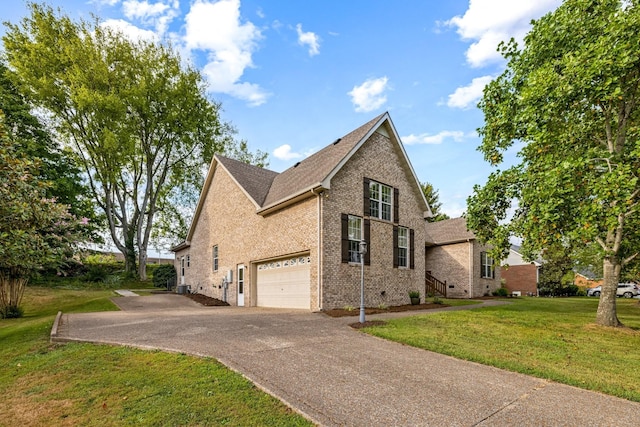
<box><xmin>511</xmin><ymin>291</ymin><xmax>521</xmax><ymax>297</ymax></box>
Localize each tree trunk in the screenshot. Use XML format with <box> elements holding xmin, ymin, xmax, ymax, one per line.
<box><xmin>123</xmin><ymin>229</ymin><xmax>137</xmax><ymax>277</ymax></box>
<box><xmin>138</xmin><ymin>248</ymin><xmax>147</xmax><ymax>281</ymax></box>
<box><xmin>596</xmin><ymin>257</ymin><xmax>622</xmax><ymax>327</ymax></box>
<box><xmin>0</xmin><ymin>268</ymin><xmax>28</xmax><ymax>318</ymax></box>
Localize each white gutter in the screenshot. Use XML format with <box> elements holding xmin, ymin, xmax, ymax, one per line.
<box><xmin>468</xmin><ymin>239</ymin><xmax>473</xmax><ymax>297</ymax></box>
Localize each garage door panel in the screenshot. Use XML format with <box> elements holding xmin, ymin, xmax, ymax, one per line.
<box><xmin>257</xmin><ymin>258</ymin><xmax>310</xmax><ymax>309</ymax></box>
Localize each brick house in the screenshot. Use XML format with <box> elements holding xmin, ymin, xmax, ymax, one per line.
<box><xmin>172</xmin><ymin>113</ymin><xmax>499</xmax><ymax>310</ymax></box>
<box><xmin>500</xmin><ymin>245</ymin><xmax>541</xmax><ymax>296</ymax></box>
<box><xmin>424</xmin><ymin>217</ymin><xmax>502</xmax><ymax>298</ymax></box>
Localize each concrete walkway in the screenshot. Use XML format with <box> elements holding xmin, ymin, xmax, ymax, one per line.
<box><xmin>52</xmin><ymin>294</ymin><xmax>640</xmax><ymax>426</ymax></box>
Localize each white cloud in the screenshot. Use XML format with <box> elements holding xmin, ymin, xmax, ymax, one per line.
<box><xmin>185</xmin><ymin>0</ymin><xmax>268</xmax><ymax>106</ymax></box>
<box><xmin>273</xmin><ymin>144</ymin><xmax>303</xmax><ymax>161</ymax></box>
<box><xmin>296</xmin><ymin>24</ymin><xmax>320</xmax><ymax>56</ymax></box>
<box><xmin>101</xmin><ymin>19</ymin><xmax>159</xmax><ymax>41</ymax></box>
<box><xmin>402</xmin><ymin>130</ymin><xmax>466</xmax><ymax>145</ymax></box>
<box><xmin>446</xmin><ymin>0</ymin><xmax>562</xmax><ymax>67</ymax></box>
<box><xmin>121</xmin><ymin>0</ymin><xmax>179</xmax><ymax>35</ymax></box>
<box><xmin>348</xmin><ymin>77</ymin><xmax>389</xmax><ymax>113</ymax></box>
<box><xmin>123</xmin><ymin>0</ymin><xmax>170</xmax><ymax>19</ymax></box>
<box><xmin>91</xmin><ymin>0</ymin><xmax>121</xmax><ymax>5</ymax></box>
<box><xmin>447</xmin><ymin>75</ymin><xmax>493</xmax><ymax>109</ymax></box>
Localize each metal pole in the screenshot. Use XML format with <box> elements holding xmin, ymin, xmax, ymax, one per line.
<box><xmin>359</xmin><ymin>241</ymin><xmax>366</xmax><ymax>324</ymax></box>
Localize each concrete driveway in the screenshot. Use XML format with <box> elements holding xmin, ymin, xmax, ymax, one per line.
<box><xmin>52</xmin><ymin>294</ymin><xmax>640</xmax><ymax>426</ymax></box>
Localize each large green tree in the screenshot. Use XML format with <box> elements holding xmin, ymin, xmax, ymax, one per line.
<box><xmin>0</xmin><ymin>62</ymin><xmax>99</xmax><ymax>236</ymax></box>
<box><xmin>0</xmin><ymin>111</ymin><xmax>83</xmax><ymax>317</ymax></box>
<box><xmin>3</xmin><ymin>3</ymin><xmax>260</xmax><ymax>279</ymax></box>
<box><xmin>421</xmin><ymin>182</ymin><xmax>450</xmax><ymax>222</ymax></box>
<box><xmin>467</xmin><ymin>0</ymin><xmax>640</xmax><ymax>327</ymax></box>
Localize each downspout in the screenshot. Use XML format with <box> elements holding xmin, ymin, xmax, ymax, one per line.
<box><xmin>468</xmin><ymin>239</ymin><xmax>473</xmax><ymax>297</ymax></box>
<box><xmin>312</xmin><ymin>188</ymin><xmax>324</xmax><ymax>310</ymax></box>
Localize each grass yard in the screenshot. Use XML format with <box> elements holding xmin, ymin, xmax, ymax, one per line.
<box><xmin>364</xmin><ymin>297</ymin><xmax>640</xmax><ymax>402</ymax></box>
<box><xmin>0</xmin><ymin>286</ymin><xmax>311</xmax><ymax>426</ymax></box>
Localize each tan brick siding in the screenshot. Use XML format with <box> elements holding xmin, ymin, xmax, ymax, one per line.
<box><xmin>425</xmin><ymin>240</ymin><xmax>501</xmax><ymax>298</ymax></box>
<box><xmin>320</xmin><ymin>130</ymin><xmax>427</xmax><ymax>309</ymax></box>
<box><xmin>176</xmin><ymin>164</ymin><xmax>319</xmax><ymax>309</ymax></box>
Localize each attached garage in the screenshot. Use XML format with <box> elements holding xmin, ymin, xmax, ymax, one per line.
<box><xmin>256</xmin><ymin>255</ymin><xmax>311</xmax><ymax>309</ymax></box>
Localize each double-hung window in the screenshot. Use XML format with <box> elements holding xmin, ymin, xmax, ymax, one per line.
<box><xmin>369</xmin><ymin>181</ymin><xmax>392</xmax><ymax>221</ymax></box>
<box><xmin>212</xmin><ymin>245</ymin><xmax>219</xmax><ymax>272</ymax></box>
<box><xmin>348</xmin><ymin>215</ymin><xmax>363</xmax><ymax>263</ymax></box>
<box><xmin>481</xmin><ymin>251</ymin><xmax>495</xmax><ymax>279</ymax></box>
<box><xmin>397</xmin><ymin>227</ymin><xmax>409</xmax><ymax>268</ymax></box>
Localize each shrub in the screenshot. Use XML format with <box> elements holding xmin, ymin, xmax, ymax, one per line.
<box><xmin>153</xmin><ymin>264</ymin><xmax>177</xmax><ymax>288</ymax></box>
<box><xmin>493</xmin><ymin>287</ymin><xmax>509</xmax><ymax>297</ymax></box>
<box><xmin>408</xmin><ymin>291</ymin><xmax>420</xmax><ymax>298</ymax></box>
<box><xmin>1</xmin><ymin>304</ymin><xmax>24</xmax><ymax>319</ymax></box>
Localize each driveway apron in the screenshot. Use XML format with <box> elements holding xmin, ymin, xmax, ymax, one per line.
<box><xmin>53</xmin><ymin>294</ymin><xmax>640</xmax><ymax>426</ymax></box>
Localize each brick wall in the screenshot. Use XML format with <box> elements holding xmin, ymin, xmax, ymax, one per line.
<box><xmin>501</xmin><ymin>264</ymin><xmax>538</xmax><ymax>295</ymax></box>
<box><xmin>320</xmin><ymin>130</ymin><xmax>427</xmax><ymax>309</ymax></box>
<box><xmin>425</xmin><ymin>240</ymin><xmax>501</xmax><ymax>298</ymax></box>
<box><xmin>176</xmin><ymin>163</ymin><xmax>319</xmax><ymax>309</ymax></box>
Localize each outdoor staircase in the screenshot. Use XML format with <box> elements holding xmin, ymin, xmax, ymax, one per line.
<box><xmin>425</xmin><ymin>271</ymin><xmax>447</xmax><ymax>297</ymax></box>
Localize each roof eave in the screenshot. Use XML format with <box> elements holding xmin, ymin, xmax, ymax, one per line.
<box><xmin>257</xmin><ymin>184</ymin><xmax>326</xmax><ymax>216</ymax></box>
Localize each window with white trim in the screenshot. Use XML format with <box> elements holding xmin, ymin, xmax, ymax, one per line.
<box><xmin>348</xmin><ymin>215</ymin><xmax>362</xmax><ymax>263</ymax></box>
<box><xmin>369</xmin><ymin>181</ymin><xmax>392</xmax><ymax>221</ymax></box>
<box><xmin>212</xmin><ymin>245</ymin><xmax>219</xmax><ymax>272</ymax></box>
<box><xmin>397</xmin><ymin>227</ymin><xmax>409</xmax><ymax>268</ymax></box>
<box><xmin>481</xmin><ymin>251</ymin><xmax>495</xmax><ymax>279</ymax></box>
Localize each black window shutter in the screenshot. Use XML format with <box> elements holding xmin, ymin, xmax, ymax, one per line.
<box><xmin>409</xmin><ymin>228</ymin><xmax>415</xmax><ymax>269</ymax></box>
<box><xmin>363</xmin><ymin>178</ymin><xmax>370</xmax><ymax>216</ymax></box>
<box><xmin>341</xmin><ymin>214</ymin><xmax>349</xmax><ymax>263</ymax></box>
<box><xmin>393</xmin><ymin>187</ymin><xmax>399</xmax><ymax>223</ymax></box>
<box><xmin>364</xmin><ymin>219</ymin><xmax>371</xmax><ymax>266</ymax></box>
<box><xmin>393</xmin><ymin>226</ymin><xmax>399</xmax><ymax>268</ymax></box>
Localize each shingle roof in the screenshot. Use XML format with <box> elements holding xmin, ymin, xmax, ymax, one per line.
<box><xmin>261</xmin><ymin>113</ymin><xmax>386</xmax><ymax>208</ymax></box>
<box><xmin>425</xmin><ymin>217</ymin><xmax>476</xmax><ymax>245</ymax></box>
<box><xmin>216</xmin><ymin>155</ymin><xmax>278</xmax><ymax>207</ymax></box>
<box><xmin>179</xmin><ymin>112</ymin><xmax>430</xmax><ymax>248</ymax></box>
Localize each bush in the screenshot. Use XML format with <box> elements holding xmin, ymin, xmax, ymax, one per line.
<box><xmin>1</xmin><ymin>304</ymin><xmax>24</xmax><ymax>319</ymax></box>
<box><xmin>492</xmin><ymin>287</ymin><xmax>509</xmax><ymax>297</ymax></box>
<box><xmin>153</xmin><ymin>264</ymin><xmax>177</xmax><ymax>288</ymax></box>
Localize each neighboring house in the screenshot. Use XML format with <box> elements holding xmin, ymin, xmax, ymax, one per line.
<box><xmin>574</xmin><ymin>270</ymin><xmax>603</xmax><ymax>291</ymax></box>
<box><xmin>500</xmin><ymin>245</ymin><xmax>541</xmax><ymax>296</ymax></box>
<box><xmin>172</xmin><ymin>113</ymin><xmax>497</xmax><ymax>310</ymax></box>
<box><xmin>424</xmin><ymin>217</ymin><xmax>502</xmax><ymax>298</ymax></box>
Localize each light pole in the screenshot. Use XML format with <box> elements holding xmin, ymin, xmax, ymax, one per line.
<box><xmin>359</xmin><ymin>239</ymin><xmax>367</xmax><ymax>324</ymax></box>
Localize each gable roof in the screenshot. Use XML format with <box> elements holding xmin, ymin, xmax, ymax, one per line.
<box><xmin>425</xmin><ymin>217</ymin><xmax>476</xmax><ymax>245</ymax></box>
<box><xmin>260</xmin><ymin>114</ymin><xmax>386</xmax><ymax>209</ymax></box>
<box><xmin>216</xmin><ymin>155</ymin><xmax>278</xmax><ymax>207</ymax></box>
<box><xmin>177</xmin><ymin>112</ymin><xmax>431</xmax><ymax>249</ymax></box>
<box><xmin>508</xmin><ymin>244</ymin><xmax>543</xmax><ymax>266</ymax></box>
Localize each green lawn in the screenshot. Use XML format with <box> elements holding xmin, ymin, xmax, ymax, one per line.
<box><xmin>364</xmin><ymin>297</ymin><xmax>640</xmax><ymax>402</ymax></box>
<box><xmin>0</xmin><ymin>286</ymin><xmax>311</xmax><ymax>426</ymax></box>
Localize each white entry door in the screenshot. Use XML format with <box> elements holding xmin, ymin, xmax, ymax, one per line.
<box><xmin>237</xmin><ymin>264</ymin><xmax>245</xmax><ymax>306</ymax></box>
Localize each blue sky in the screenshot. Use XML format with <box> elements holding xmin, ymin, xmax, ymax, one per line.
<box><xmin>2</xmin><ymin>0</ymin><xmax>563</xmax><ymax>217</ymax></box>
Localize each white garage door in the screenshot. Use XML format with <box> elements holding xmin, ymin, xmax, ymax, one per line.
<box><xmin>257</xmin><ymin>255</ymin><xmax>311</xmax><ymax>309</ymax></box>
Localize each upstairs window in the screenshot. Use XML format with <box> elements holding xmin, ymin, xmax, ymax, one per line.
<box><xmin>213</xmin><ymin>245</ymin><xmax>219</xmax><ymax>272</ymax></box>
<box><xmin>481</xmin><ymin>251</ymin><xmax>495</xmax><ymax>279</ymax></box>
<box><xmin>369</xmin><ymin>181</ymin><xmax>392</xmax><ymax>221</ymax></box>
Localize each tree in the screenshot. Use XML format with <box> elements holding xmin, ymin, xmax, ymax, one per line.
<box><xmin>0</xmin><ymin>62</ymin><xmax>99</xmax><ymax>238</ymax></box>
<box><xmin>0</xmin><ymin>111</ymin><xmax>83</xmax><ymax>317</ymax></box>
<box><xmin>3</xmin><ymin>3</ymin><xmax>250</xmax><ymax>279</ymax></box>
<box><xmin>420</xmin><ymin>182</ymin><xmax>450</xmax><ymax>222</ymax></box>
<box><xmin>466</xmin><ymin>0</ymin><xmax>640</xmax><ymax>327</ymax></box>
